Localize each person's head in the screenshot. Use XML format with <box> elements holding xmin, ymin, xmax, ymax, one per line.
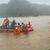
<box><xmin>21</xmin><ymin>22</ymin><xmax>24</xmax><ymax>24</ymax></box>
<box><xmin>18</xmin><ymin>23</ymin><xmax>20</xmax><ymax>25</ymax></box>
<box><xmin>5</xmin><ymin>16</ymin><xmax>8</xmax><ymax>19</ymax></box>
<box><xmin>13</xmin><ymin>20</ymin><xmax>15</xmax><ymax>22</ymax></box>
<box><xmin>28</xmin><ymin>22</ymin><xmax>30</xmax><ymax>24</ymax></box>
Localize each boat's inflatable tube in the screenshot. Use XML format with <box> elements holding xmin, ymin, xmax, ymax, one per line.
<box><xmin>0</xmin><ymin>27</ymin><xmax>33</xmax><ymax>33</ymax></box>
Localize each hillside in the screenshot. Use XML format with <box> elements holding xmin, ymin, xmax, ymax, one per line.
<box><xmin>0</xmin><ymin>0</ymin><xmax>50</xmax><ymax>17</ymax></box>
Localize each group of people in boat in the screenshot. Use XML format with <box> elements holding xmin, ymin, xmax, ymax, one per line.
<box><xmin>1</xmin><ymin>17</ymin><xmax>32</xmax><ymax>32</ymax></box>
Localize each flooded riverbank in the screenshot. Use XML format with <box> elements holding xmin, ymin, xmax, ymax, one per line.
<box><xmin>0</xmin><ymin>16</ymin><xmax>50</xmax><ymax>50</ymax></box>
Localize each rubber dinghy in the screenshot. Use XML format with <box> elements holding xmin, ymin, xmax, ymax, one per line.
<box><xmin>0</xmin><ymin>26</ymin><xmax>34</xmax><ymax>33</ymax></box>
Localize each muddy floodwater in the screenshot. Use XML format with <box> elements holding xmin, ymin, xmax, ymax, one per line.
<box><xmin>0</xmin><ymin>16</ymin><xmax>50</xmax><ymax>50</ymax></box>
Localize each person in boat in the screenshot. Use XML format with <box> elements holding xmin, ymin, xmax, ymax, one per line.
<box><xmin>26</xmin><ymin>22</ymin><xmax>31</xmax><ymax>28</ymax></box>
<box><xmin>11</xmin><ymin>20</ymin><xmax>16</xmax><ymax>29</ymax></box>
<box><xmin>26</xmin><ymin>22</ymin><xmax>33</xmax><ymax>31</ymax></box>
<box><xmin>2</xmin><ymin>16</ymin><xmax>10</xmax><ymax>29</ymax></box>
<box><xmin>17</xmin><ymin>23</ymin><xmax>21</xmax><ymax>27</ymax></box>
<box><xmin>21</xmin><ymin>22</ymin><xmax>26</xmax><ymax>32</ymax></box>
<box><xmin>16</xmin><ymin>23</ymin><xmax>22</xmax><ymax>33</ymax></box>
<box><xmin>16</xmin><ymin>22</ymin><xmax>21</xmax><ymax>29</ymax></box>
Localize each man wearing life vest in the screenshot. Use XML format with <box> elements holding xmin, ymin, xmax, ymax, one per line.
<box><xmin>26</xmin><ymin>22</ymin><xmax>32</xmax><ymax>32</ymax></box>
<box><xmin>17</xmin><ymin>23</ymin><xmax>21</xmax><ymax>27</ymax></box>
<box><xmin>26</xmin><ymin>22</ymin><xmax>31</xmax><ymax>28</ymax></box>
<box><xmin>16</xmin><ymin>23</ymin><xmax>22</xmax><ymax>33</ymax></box>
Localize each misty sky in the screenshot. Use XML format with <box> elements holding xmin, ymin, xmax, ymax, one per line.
<box><xmin>28</xmin><ymin>0</ymin><xmax>50</xmax><ymax>5</ymax></box>
<box><xmin>0</xmin><ymin>0</ymin><xmax>50</xmax><ymax>5</ymax></box>
<box><xmin>0</xmin><ymin>0</ymin><xmax>9</xmax><ymax>4</ymax></box>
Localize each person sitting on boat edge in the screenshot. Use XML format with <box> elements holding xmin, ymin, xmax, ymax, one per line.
<box><xmin>21</xmin><ymin>22</ymin><xmax>26</xmax><ymax>32</ymax></box>
<box><xmin>17</xmin><ymin>23</ymin><xmax>21</xmax><ymax>27</ymax></box>
<box><xmin>11</xmin><ymin>20</ymin><xmax>16</xmax><ymax>29</ymax></box>
<box><xmin>16</xmin><ymin>23</ymin><xmax>22</xmax><ymax>32</ymax></box>
<box><xmin>26</xmin><ymin>22</ymin><xmax>31</xmax><ymax>28</ymax></box>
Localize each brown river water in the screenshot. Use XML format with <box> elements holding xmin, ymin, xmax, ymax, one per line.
<box><xmin>0</xmin><ymin>16</ymin><xmax>50</xmax><ymax>50</ymax></box>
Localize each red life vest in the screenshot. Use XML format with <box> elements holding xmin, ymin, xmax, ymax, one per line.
<box><xmin>26</xmin><ymin>27</ymin><xmax>31</xmax><ymax>32</ymax></box>
<box><xmin>18</xmin><ymin>25</ymin><xmax>21</xmax><ymax>27</ymax></box>
<box><xmin>26</xmin><ymin>24</ymin><xmax>31</xmax><ymax>27</ymax></box>
<box><xmin>17</xmin><ymin>27</ymin><xmax>22</xmax><ymax>32</ymax></box>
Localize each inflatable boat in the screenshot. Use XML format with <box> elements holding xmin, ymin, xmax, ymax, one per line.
<box><xmin>0</xmin><ymin>26</ymin><xmax>33</xmax><ymax>33</ymax></box>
